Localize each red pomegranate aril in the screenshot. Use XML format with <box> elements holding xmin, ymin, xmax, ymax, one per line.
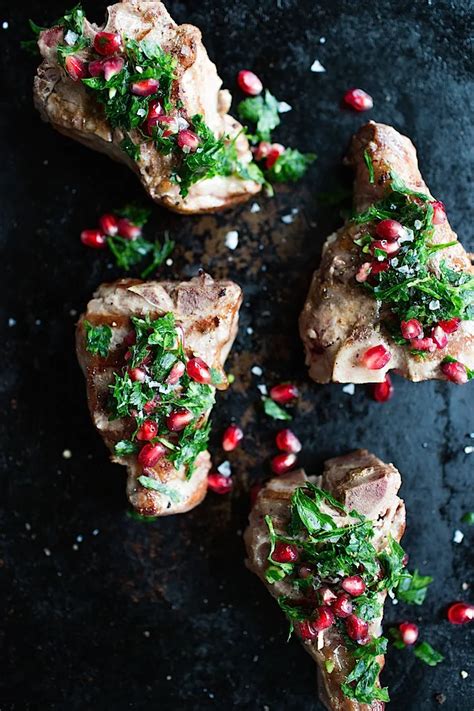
<box><xmin>439</xmin><ymin>317</ymin><xmax>460</xmax><ymax>334</ymax></box>
<box><xmin>265</xmin><ymin>143</ymin><xmax>285</xmax><ymax>169</ymax></box>
<box><xmin>431</xmin><ymin>325</ymin><xmax>448</xmax><ymax>350</ymax></box>
<box><xmin>296</xmin><ymin>620</ymin><xmax>318</xmax><ymax>640</ymax></box>
<box><xmin>399</xmin><ymin>622</ymin><xmax>419</xmax><ymax>645</ymax></box>
<box><xmin>401</xmin><ymin>319</ymin><xmax>423</xmax><ymax>340</ymax></box>
<box><xmin>373</xmin><ymin>374</ymin><xmax>394</xmax><ymax>403</ymax></box>
<box><xmin>361</xmin><ymin>344</ymin><xmax>391</xmax><ymax>370</ymax></box>
<box><xmin>88</xmin><ymin>58</ymin><xmax>106</xmax><ymax>77</ymax></box>
<box><xmin>143</xmin><ymin>397</ymin><xmax>159</xmax><ymax>414</ymax></box>
<box><xmin>65</xmin><ymin>55</ymin><xmax>88</xmax><ymax>81</ymax></box>
<box><xmin>89</xmin><ymin>57</ymin><xmax>124</xmax><ymax>80</ymax></box>
<box><xmin>371</xmin><ymin>239</ymin><xmax>400</xmax><ymax>256</ymax></box>
<box><xmin>341</xmin><ymin>575</ymin><xmax>366</xmax><ymax>597</ymax></box>
<box><xmin>333</xmin><ymin>593</ymin><xmax>353</xmax><ymax>619</ymax></box>
<box><xmin>186</xmin><ymin>357</ymin><xmax>212</xmax><ymax>384</ymax></box>
<box><xmin>131</xmin><ymin>78</ymin><xmax>159</xmax><ymax>96</ymax></box>
<box><xmin>356</xmin><ymin>262</ymin><xmax>372</xmax><ymax>283</ymax></box>
<box><xmin>410</xmin><ymin>337</ymin><xmax>437</xmax><ymax>353</ymax></box>
<box><xmin>93</xmin><ymin>31</ymin><xmax>123</xmax><ymax>56</ymax></box>
<box><xmin>136</xmin><ymin>419</ymin><xmax>159</xmax><ymax>441</ymax></box>
<box><xmin>237</xmin><ymin>69</ymin><xmax>263</xmax><ymax>96</ymax></box>
<box><xmin>271</xmin><ymin>452</ymin><xmax>297</xmax><ymax>475</ymax></box>
<box><xmin>99</xmin><ymin>213</ymin><xmax>119</xmax><ymax>236</ymax></box>
<box><xmin>166</xmin><ymin>360</ymin><xmax>185</xmax><ymax>385</ymax></box>
<box><xmin>207</xmin><ymin>472</ymin><xmax>233</xmax><ymax>494</ymax></box>
<box><xmin>128</xmin><ymin>367</ymin><xmax>146</xmax><ymax>382</ymax></box>
<box><xmin>346</xmin><ymin>614</ymin><xmax>369</xmax><ymax>641</ymax></box>
<box><xmin>447</xmin><ymin>602</ymin><xmax>474</xmax><ymax>624</ymax></box>
<box><xmin>441</xmin><ymin>359</ymin><xmax>468</xmax><ymax>384</ymax></box>
<box><xmin>375</xmin><ymin>219</ymin><xmax>405</xmax><ymax>241</ymax></box>
<box><xmin>272</xmin><ymin>542</ymin><xmax>299</xmax><ymax>563</ymax></box>
<box><xmin>343</xmin><ymin>88</ymin><xmax>373</xmax><ymax>112</ymax></box>
<box><xmin>254</xmin><ymin>141</ymin><xmax>271</xmax><ymax>161</ymax></box>
<box><xmin>137</xmin><ymin>442</ymin><xmax>166</xmax><ymax>467</ymax></box>
<box><xmin>275</xmin><ymin>428</ymin><xmax>302</xmax><ymax>454</ymax></box>
<box><xmin>317</xmin><ymin>587</ymin><xmax>337</xmax><ymax>606</ymax></box>
<box><xmin>166</xmin><ymin>408</ymin><xmax>193</xmax><ymax>432</ymax></box>
<box><xmin>177</xmin><ymin>129</ymin><xmax>200</xmax><ymax>152</ymax></box>
<box><xmin>117</xmin><ymin>218</ymin><xmax>141</xmax><ymax>240</ymax></box>
<box><xmin>270</xmin><ymin>383</ymin><xmax>299</xmax><ymax>404</ymax></box>
<box><xmin>80</xmin><ymin>229</ymin><xmax>107</xmax><ymax>249</ymax></box>
<box><xmin>312</xmin><ymin>606</ymin><xmax>335</xmax><ymax>632</ymax></box>
<box><xmin>432</xmin><ymin>200</ymin><xmax>447</xmax><ymax>225</ymax></box>
<box><xmin>370</xmin><ymin>260</ymin><xmax>390</xmax><ymax>276</ymax></box>
<box><xmin>222</xmin><ymin>424</ymin><xmax>244</xmax><ymax>452</ymax></box>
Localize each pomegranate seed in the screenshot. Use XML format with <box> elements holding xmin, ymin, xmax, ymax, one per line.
<box><xmin>271</xmin><ymin>452</ymin><xmax>297</xmax><ymax>475</ymax></box>
<box><xmin>88</xmin><ymin>57</ymin><xmax>124</xmax><ymax>81</ymax></box>
<box><xmin>136</xmin><ymin>419</ymin><xmax>159</xmax><ymax>441</ymax></box>
<box><xmin>356</xmin><ymin>262</ymin><xmax>372</xmax><ymax>283</ymax></box>
<box><xmin>88</xmin><ymin>58</ymin><xmax>105</xmax><ymax>77</ymax></box>
<box><xmin>432</xmin><ymin>200</ymin><xmax>447</xmax><ymax>225</ymax></box>
<box><xmin>410</xmin><ymin>337</ymin><xmax>437</xmax><ymax>353</ymax></box>
<box><xmin>143</xmin><ymin>397</ymin><xmax>159</xmax><ymax>414</ymax></box>
<box><xmin>131</xmin><ymin>78</ymin><xmax>159</xmax><ymax>96</ymax></box>
<box><xmin>207</xmin><ymin>472</ymin><xmax>233</xmax><ymax>494</ymax></box>
<box><xmin>65</xmin><ymin>55</ymin><xmax>88</xmax><ymax>81</ymax></box>
<box><xmin>99</xmin><ymin>213</ymin><xmax>118</xmax><ymax>236</ymax></box>
<box><xmin>272</xmin><ymin>542</ymin><xmax>299</xmax><ymax>563</ymax></box>
<box><xmin>373</xmin><ymin>374</ymin><xmax>394</xmax><ymax>403</ymax></box>
<box><xmin>361</xmin><ymin>344</ymin><xmax>391</xmax><ymax>370</ymax></box>
<box><xmin>447</xmin><ymin>602</ymin><xmax>474</xmax><ymax>624</ymax></box>
<box><xmin>375</xmin><ymin>219</ymin><xmax>405</xmax><ymax>241</ymax></box>
<box><xmin>222</xmin><ymin>424</ymin><xmax>244</xmax><ymax>452</ymax></box>
<box><xmin>401</xmin><ymin>319</ymin><xmax>423</xmax><ymax>340</ymax></box>
<box><xmin>312</xmin><ymin>606</ymin><xmax>335</xmax><ymax>632</ymax></box>
<box><xmin>186</xmin><ymin>357</ymin><xmax>212</xmax><ymax>384</ymax></box>
<box><xmin>439</xmin><ymin>317</ymin><xmax>460</xmax><ymax>334</ymax></box>
<box><xmin>343</xmin><ymin>88</ymin><xmax>373</xmax><ymax>112</ymax></box>
<box><xmin>250</xmin><ymin>483</ymin><xmax>263</xmax><ymax>507</ymax></box>
<box><xmin>80</xmin><ymin>229</ymin><xmax>106</xmax><ymax>249</ymax></box>
<box><xmin>296</xmin><ymin>620</ymin><xmax>318</xmax><ymax>640</ymax></box>
<box><xmin>153</xmin><ymin>115</ymin><xmax>179</xmax><ymax>137</ymax></box>
<box><xmin>166</xmin><ymin>360</ymin><xmax>185</xmax><ymax>385</ymax></box>
<box><xmin>237</xmin><ymin>69</ymin><xmax>263</xmax><ymax>96</ymax></box>
<box><xmin>93</xmin><ymin>31</ymin><xmax>123</xmax><ymax>57</ymax></box>
<box><xmin>317</xmin><ymin>587</ymin><xmax>337</xmax><ymax>606</ymax></box>
<box><xmin>254</xmin><ymin>141</ymin><xmax>271</xmax><ymax>161</ymax></box>
<box><xmin>399</xmin><ymin>622</ymin><xmax>419</xmax><ymax>645</ymax></box>
<box><xmin>275</xmin><ymin>429</ymin><xmax>302</xmax><ymax>453</ymax></box>
<box><xmin>441</xmin><ymin>359</ymin><xmax>468</xmax><ymax>384</ymax></box>
<box><xmin>177</xmin><ymin>129</ymin><xmax>200</xmax><ymax>152</ymax></box>
<box><xmin>369</xmin><ymin>260</ymin><xmax>390</xmax><ymax>276</ymax></box>
<box><xmin>346</xmin><ymin>614</ymin><xmax>369</xmax><ymax>641</ymax></box>
<box><xmin>333</xmin><ymin>593</ymin><xmax>353</xmax><ymax>619</ymax></box>
<box><xmin>431</xmin><ymin>325</ymin><xmax>448</xmax><ymax>350</ymax></box>
<box><xmin>371</xmin><ymin>239</ymin><xmax>400</xmax><ymax>256</ymax></box>
<box><xmin>117</xmin><ymin>218</ymin><xmax>141</xmax><ymax>240</ymax></box>
<box><xmin>265</xmin><ymin>143</ymin><xmax>285</xmax><ymax>169</ymax></box>
<box><xmin>137</xmin><ymin>442</ymin><xmax>166</xmax><ymax>467</ymax></box>
<box><xmin>166</xmin><ymin>408</ymin><xmax>193</xmax><ymax>432</ymax></box>
<box><xmin>128</xmin><ymin>367</ymin><xmax>146</xmax><ymax>382</ymax></box>
<box><xmin>270</xmin><ymin>383</ymin><xmax>299</xmax><ymax>404</ymax></box>
<box><xmin>341</xmin><ymin>575</ymin><xmax>366</xmax><ymax>597</ymax></box>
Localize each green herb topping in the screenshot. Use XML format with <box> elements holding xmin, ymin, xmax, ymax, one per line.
<box><xmin>264</xmin><ymin>482</ymin><xmax>432</xmax><ymax>705</ymax></box>
<box><xmin>352</xmin><ymin>173</ymin><xmax>474</xmax><ymax>364</ymax></box>
<box><xmin>88</xmin><ymin>312</ymin><xmax>218</xmax><ymax>478</ymax></box>
<box><xmin>262</xmin><ymin>397</ymin><xmax>292</xmax><ymax>421</ymax></box>
<box><xmin>84</xmin><ymin>320</ymin><xmax>112</xmax><ymax>357</ymax></box>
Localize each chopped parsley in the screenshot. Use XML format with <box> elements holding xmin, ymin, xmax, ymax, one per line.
<box><xmin>238</xmin><ymin>90</ymin><xmax>281</xmax><ymax>142</ymax></box>
<box><xmin>266</xmin><ymin>148</ymin><xmax>316</xmax><ymax>183</ymax></box>
<box><xmin>83</xmin><ymin>320</ymin><xmax>112</xmax><ymax>357</ymax></box>
<box><xmin>137</xmin><ymin>475</ymin><xmax>182</xmax><ymax>504</ymax></box>
<box><xmin>107</xmin><ymin>313</ymin><xmax>216</xmax><ymax>479</ymax></box>
<box><xmin>363</xmin><ymin>149</ymin><xmax>375</xmax><ymax>184</ymax></box>
<box><xmin>461</xmin><ymin>511</ymin><xmax>474</xmax><ymax>524</ymax></box>
<box><xmin>264</xmin><ymin>482</ymin><xmax>432</xmax><ymax>705</ymax></box>
<box><xmin>413</xmin><ymin>641</ymin><xmax>444</xmax><ymax>667</ymax></box>
<box><xmin>262</xmin><ymin>397</ymin><xmax>292</xmax><ymax>421</ymax></box>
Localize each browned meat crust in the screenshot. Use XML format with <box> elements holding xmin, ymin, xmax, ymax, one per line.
<box><xmin>244</xmin><ymin>449</ymin><xmax>406</xmax><ymax>711</ymax></box>
<box><xmin>33</xmin><ymin>1</ymin><xmax>261</xmax><ymax>214</ymax></box>
<box><xmin>76</xmin><ymin>273</ymin><xmax>242</xmax><ymax>516</ymax></box>
<box><xmin>299</xmin><ymin>121</ymin><xmax>474</xmax><ymax>383</ymax></box>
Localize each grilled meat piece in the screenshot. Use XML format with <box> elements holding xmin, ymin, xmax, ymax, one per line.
<box><xmin>76</xmin><ymin>273</ymin><xmax>242</xmax><ymax>516</ymax></box>
<box><xmin>300</xmin><ymin>121</ymin><xmax>474</xmax><ymax>383</ymax></box>
<box><xmin>244</xmin><ymin>449</ymin><xmax>406</xmax><ymax>711</ymax></box>
<box><xmin>34</xmin><ymin>1</ymin><xmax>261</xmax><ymax>213</ymax></box>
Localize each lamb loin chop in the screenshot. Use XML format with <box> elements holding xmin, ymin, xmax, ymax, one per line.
<box><xmin>300</xmin><ymin>121</ymin><xmax>474</xmax><ymax>384</ymax></box>
<box><xmin>76</xmin><ymin>273</ymin><xmax>242</xmax><ymax>516</ymax></box>
<box><xmin>34</xmin><ymin>1</ymin><xmax>262</xmax><ymax>213</ymax></box>
<box><xmin>245</xmin><ymin>450</ymin><xmax>411</xmax><ymax>710</ymax></box>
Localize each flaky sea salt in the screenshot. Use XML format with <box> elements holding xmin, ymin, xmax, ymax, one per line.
<box><xmin>224</xmin><ymin>230</ymin><xmax>239</xmax><ymax>250</ymax></box>
<box><xmin>310</xmin><ymin>59</ymin><xmax>326</xmax><ymax>73</ymax></box>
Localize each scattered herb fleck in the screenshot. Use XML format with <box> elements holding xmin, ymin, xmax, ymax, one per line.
<box><xmin>84</xmin><ymin>320</ymin><xmax>112</xmax><ymax>357</ymax></box>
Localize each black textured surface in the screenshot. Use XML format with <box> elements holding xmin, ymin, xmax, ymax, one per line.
<box><xmin>1</xmin><ymin>0</ymin><xmax>473</xmax><ymax>709</ymax></box>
